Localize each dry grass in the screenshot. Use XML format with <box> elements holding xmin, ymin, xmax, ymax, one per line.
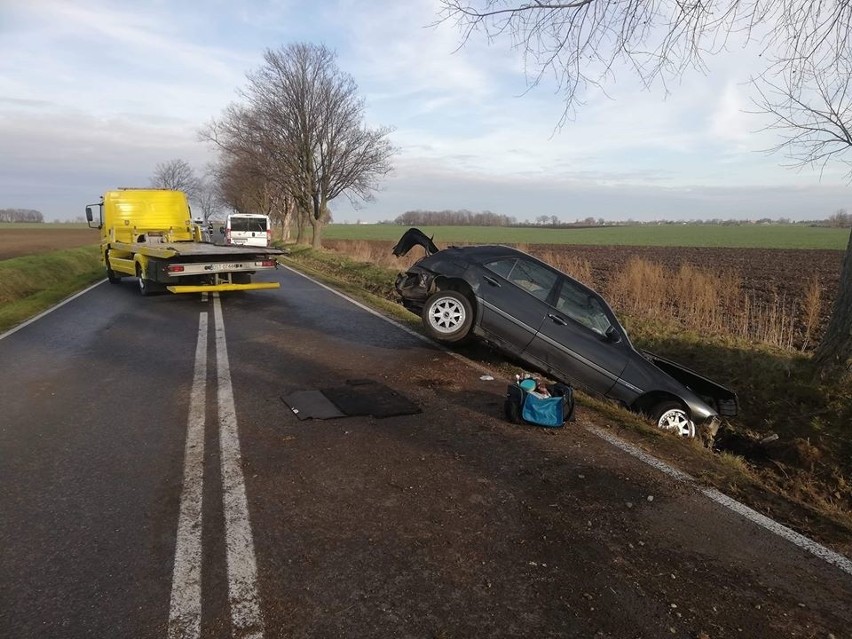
<box><xmin>800</xmin><ymin>275</ymin><xmax>823</xmax><ymax>351</ymax></box>
<box><xmin>598</xmin><ymin>256</ymin><xmax>811</xmax><ymax>350</ymax></box>
<box><xmin>325</xmin><ymin>239</ymin><xmax>423</xmax><ymax>270</ymax></box>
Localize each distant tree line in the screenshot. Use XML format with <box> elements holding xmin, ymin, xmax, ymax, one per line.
<box><xmin>394</xmin><ymin>210</ymin><xmax>517</xmax><ymax>226</ymax></box>
<box><xmin>386</xmin><ymin>210</ymin><xmax>852</xmax><ymax>228</ymax></box>
<box><xmin>0</xmin><ymin>208</ymin><xmax>44</xmax><ymax>223</ymax></box>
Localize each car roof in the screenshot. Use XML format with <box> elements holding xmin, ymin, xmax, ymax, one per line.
<box><xmin>447</xmin><ymin>244</ymin><xmax>528</xmax><ymax>260</ymax></box>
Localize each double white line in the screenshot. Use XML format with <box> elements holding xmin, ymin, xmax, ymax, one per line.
<box><xmin>168</xmin><ymin>296</ymin><xmax>264</xmax><ymax>638</ymax></box>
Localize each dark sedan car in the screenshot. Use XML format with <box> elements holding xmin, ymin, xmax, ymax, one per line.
<box><xmin>392</xmin><ymin>228</ymin><xmax>737</xmax><ymax>438</ymax></box>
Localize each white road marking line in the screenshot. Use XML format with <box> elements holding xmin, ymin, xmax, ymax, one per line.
<box><xmin>590</xmin><ymin>426</ymin><xmax>852</xmax><ymax>576</ymax></box>
<box><xmin>213</xmin><ymin>295</ymin><xmax>265</xmax><ymax>638</ymax></box>
<box><xmin>168</xmin><ymin>312</ymin><xmax>209</xmax><ymax>639</ymax></box>
<box><xmin>281</xmin><ymin>263</ymin><xmax>852</xmax><ymax>576</ymax></box>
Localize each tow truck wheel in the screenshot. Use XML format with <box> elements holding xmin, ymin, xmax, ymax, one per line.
<box><xmin>105</xmin><ymin>252</ymin><xmax>121</xmax><ymax>284</ymax></box>
<box><xmin>652</xmin><ymin>401</ymin><xmax>696</xmax><ymax>438</ymax></box>
<box><xmin>136</xmin><ymin>264</ymin><xmax>154</xmax><ymax>296</ymax></box>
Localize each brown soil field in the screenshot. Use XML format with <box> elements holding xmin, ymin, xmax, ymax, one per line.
<box><xmin>539</xmin><ymin>243</ymin><xmax>843</xmax><ymax>308</ymax></box>
<box><xmin>0</xmin><ymin>227</ymin><xmax>98</xmax><ymax>260</ymax></box>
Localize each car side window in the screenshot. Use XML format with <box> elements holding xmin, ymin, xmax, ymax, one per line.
<box><xmin>555</xmin><ymin>279</ymin><xmax>613</xmax><ymax>335</ymax></box>
<box><xmin>485</xmin><ymin>258</ymin><xmax>558</xmax><ymax>303</ymax></box>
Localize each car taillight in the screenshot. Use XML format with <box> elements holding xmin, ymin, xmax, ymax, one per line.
<box><xmin>225</xmin><ymin>229</ymin><xmax>231</xmax><ymax>243</ymax></box>
<box><xmin>267</xmin><ymin>229</ymin><xmax>272</xmax><ymax>242</ymax></box>
<box><xmin>259</xmin><ymin>259</ymin><xmax>276</xmax><ymax>267</ymax></box>
<box><xmin>167</xmin><ymin>265</ymin><xmax>185</xmax><ymax>273</ymax></box>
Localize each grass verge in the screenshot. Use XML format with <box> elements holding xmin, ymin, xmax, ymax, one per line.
<box><xmin>282</xmin><ymin>243</ymin><xmax>852</xmax><ymax>553</ymax></box>
<box><xmin>0</xmin><ymin>246</ymin><xmax>103</xmax><ymax>333</ymax></box>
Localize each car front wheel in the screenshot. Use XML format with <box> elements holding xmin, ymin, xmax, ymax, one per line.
<box><xmin>652</xmin><ymin>401</ymin><xmax>696</xmax><ymax>438</ymax></box>
<box><xmin>422</xmin><ymin>290</ymin><xmax>474</xmax><ymax>343</ymax></box>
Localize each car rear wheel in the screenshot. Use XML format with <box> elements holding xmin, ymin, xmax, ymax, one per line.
<box><xmin>422</xmin><ymin>290</ymin><xmax>473</xmax><ymax>343</ymax></box>
<box><xmin>652</xmin><ymin>401</ymin><xmax>696</xmax><ymax>438</ymax></box>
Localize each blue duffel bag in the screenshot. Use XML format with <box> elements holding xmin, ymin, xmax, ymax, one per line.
<box><xmin>504</xmin><ymin>381</ymin><xmax>575</xmax><ymax>428</ymax></box>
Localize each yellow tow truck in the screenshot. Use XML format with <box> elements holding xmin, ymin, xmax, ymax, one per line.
<box><xmin>85</xmin><ymin>188</ymin><xmax>285</xmax><ymax>295</ymax></box>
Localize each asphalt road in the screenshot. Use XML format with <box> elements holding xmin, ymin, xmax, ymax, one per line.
<box><xmin>1</xmin><ymin>266</ymin><xmax>849</xmax><ymax>639</ymax></box>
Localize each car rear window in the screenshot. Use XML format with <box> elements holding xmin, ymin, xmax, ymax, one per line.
<box><xmin>230</xmin><ymin>218</ymin><xmax>267</xmax><ymax>233</ymax></box>
<box><xmin>485</xmin><ymin>258</ymin><xmax>558</xmax><ymax>302</ymax></box>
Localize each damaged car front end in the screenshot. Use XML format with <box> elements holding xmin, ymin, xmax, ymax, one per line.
<box><xmin>392</xmin><ymin>228</ymin><xmax>738</xmax><ymax>439</ymax></box>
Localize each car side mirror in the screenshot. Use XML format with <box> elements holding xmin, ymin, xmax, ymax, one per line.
<box><xmin>85</xmin><ymin>206</ymin><xmax>93</xmax><ymax>223</ymax></box>
<box><xmin>605</xmin><ymin>325</ymin><xmax>622</xmax><ymax>343</ymax></box>
<box><xmin>219</xmin><ymin>227</ymin><xmax>225</xmax><ymax>233</ymax></box>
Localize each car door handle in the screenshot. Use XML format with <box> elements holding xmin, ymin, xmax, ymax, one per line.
<box><xmin>547</xmin><ymin>313</ymin><xmax>567</xmax><ymax>326</ymax></box>
<box><xmin>483</xmin><ymin>276</ymin><xmax>501</xmax><ymax>287</ymax></box>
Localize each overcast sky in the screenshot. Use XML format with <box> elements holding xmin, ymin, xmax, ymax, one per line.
<box><xmin>1</xmin><ymin>0</ymin><xmax>849</xmax><ymax>223</ymax></box>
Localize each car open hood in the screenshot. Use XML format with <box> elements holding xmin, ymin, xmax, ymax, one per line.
<box><xmin>392</xmin><ymin>227</ymin><xmax>439</xmax><ymax>257</ymax></box>
<box><xmin>643</xmin><ymin>350</ymin><xmax>739</xmax><ymax>416</ymax></box>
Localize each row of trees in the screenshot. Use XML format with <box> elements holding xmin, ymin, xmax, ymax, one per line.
<box><xmin>826</xmin><ymin>210</ymin><xmax>852</xmax><ymax>228</ymax></box>
<box><xmin>394</xmin><ymin>209</ymin><xmax>518</xmax><ymax>226</ymax></box>
<box><xmin>0</xmin><ymin>208</ymin><xmax>44</xmax><ymax>223</ymax></box>
<box><xmin>388</xmin><ymin>211</ymin><xmax>852</xmax><ymax>228</ymax></box>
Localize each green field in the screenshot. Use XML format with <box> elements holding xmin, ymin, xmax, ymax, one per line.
<box><xmin>322</xmin><ymin>223</ymin><xmax>849</xmax><ymax>250</ymax></box>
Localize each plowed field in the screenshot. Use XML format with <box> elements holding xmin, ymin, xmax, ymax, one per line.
<box><xmin>0</xmin><ymin>227</ymin><xmax>97</xmax><ymax>260</ymax></box>
<box><xmin>538</xmin><ymin>243</ymin><xmax>843</xmax><ymax>312</ymax></box>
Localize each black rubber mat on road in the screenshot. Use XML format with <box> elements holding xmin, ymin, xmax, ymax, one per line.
<box><xmin>321</xmin><ymin>379</ymin><xmax>421</xmax><ymax>419</ymax></box>
<box><xmin>281</xmin><ymin>390</ymin><xmax>346</xmax><ymax>420</ymax></box>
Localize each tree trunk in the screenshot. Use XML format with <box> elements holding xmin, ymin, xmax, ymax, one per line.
<box><xmin>310</xmin><ymin>215</ymin><xmax>323</xmax><ymax>249</ymax></box>
<box><xmin>295</xmin><ymin>208</ymin><xmax>307</xmax><ymax>244</ymax></box>
<box><xmin>309</xmin><ymin>193</ymin><xmax>324</xmax><ymax>249</ymax></box>
<box><xmin>281</xmin><ymin>210</ymin><xmax>291</xmax><ymax>242</ymax></box>
<box><xmin>812</xmin><ymin>228</ymin><xmax>852</xmax><ymax>374</ymax></box>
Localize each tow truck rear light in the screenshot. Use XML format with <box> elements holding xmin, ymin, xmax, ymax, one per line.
<box><xmin>259</xmin><ymin>259</ymin><xmax>276</xmax><ymax>267</ymax></box>
<box><xmin>167</xmin><ymin>265</ymin><xmax>185</xmax><ymax>273</ymax></box>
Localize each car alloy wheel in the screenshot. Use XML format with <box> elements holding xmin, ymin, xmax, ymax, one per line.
<box><xmin>655</xmin><ymin>404</ymin><xmax>696</xmax><ymax>438</ymax></box>
<box><xmin>422</xmin><ymin>290</ymin><xmax>474</xmax><ymax>343</ymax></box>
<box><xmin>429</xmin><ymin>297</ymin><xmax>465</xmax><ymax>333</ymax></box>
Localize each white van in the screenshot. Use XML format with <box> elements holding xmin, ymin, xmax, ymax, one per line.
<box><xmin>222</xmin><ymin>214</ymin><xmax>271</xmax><ymax>247</ymax></box>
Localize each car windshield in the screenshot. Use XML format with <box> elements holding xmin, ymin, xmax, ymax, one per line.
<box><xmin>230</xmin><ymin>217</ymin><xmax>267</xmax><ymax>233</ymax></box>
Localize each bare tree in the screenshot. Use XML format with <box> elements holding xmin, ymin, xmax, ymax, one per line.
<box><xmin>194</xmin><ymin>180</ymin><xmax>223</xmax><ymax>224</ymax></box>
<box><xmin>754</xmin><ymin>56</ymin><xmax>852</xmax><ymax>181</ymax></box>
<box><xmin>202</xmin><ymin>43</ymin><xmax>396</xmax><ymax>248</ymax></box>
<box><xmin>437</xmin><ymin>1</ymin><xmax>852</xmax><ymax>123</ymax></box>
<box><xmin>150</xmin><ymin>159</ymin><xmax>202</xmax><ymax>200</ymax></box>
<box><xmin>751</xmin><ymin>55</ymin><xmax>852</xmax><ymax>371</ymax></box>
